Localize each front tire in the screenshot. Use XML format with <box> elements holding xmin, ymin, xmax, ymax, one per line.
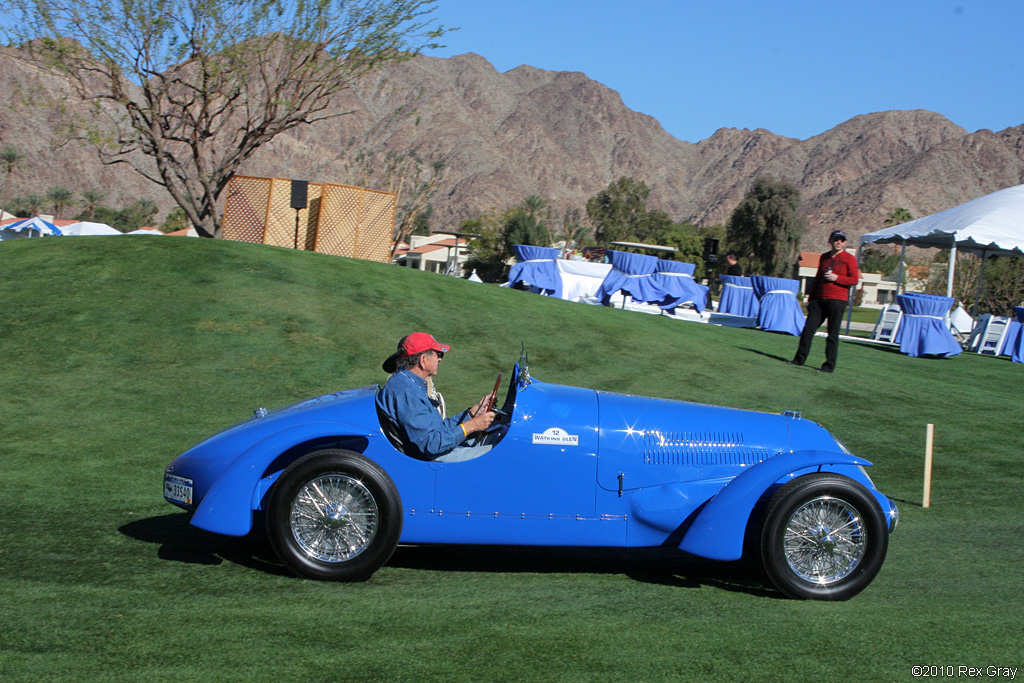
<box><xmin>267</xmin><ymin>449</ymin><xmax>402</xmax><ymax>581</ymax></box>
<box><xmin>761</xmin><ymin>473</ymin><xmax>888</xmax><ymax>600</ymax></box>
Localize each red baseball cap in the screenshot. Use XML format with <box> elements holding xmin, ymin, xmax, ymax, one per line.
<box><xmin>382</xmin><ymin>332</ymin><xmax>451</xmax><ymax>373</ymax></box>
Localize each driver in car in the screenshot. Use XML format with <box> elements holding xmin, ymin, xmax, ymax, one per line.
<box><xmin>376</xmin><ymin>332</ymin><xmax>496</xmax><ymax>462</ymax></box>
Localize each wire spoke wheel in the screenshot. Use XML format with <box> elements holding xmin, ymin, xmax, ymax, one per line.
<box><xmin>268</xmin><ymin>450</ymin><xmax>402</xmax><ymax>581</ymax></box>
<box><xmin>761</xmin><ymin>474</ymin><xmax>888</xmax><ymax>600</ymax></box>
<box><xmin>782</xmin><ymin>495</ymin><xmax>865</xmax><ymax>584</ymax></box>
<box><xmin>290</xmin><ymin>475</ymin><xmax>379</xmax><ymax>563</ymax></box>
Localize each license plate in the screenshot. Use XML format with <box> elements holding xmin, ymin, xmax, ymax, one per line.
<box><xmin>164</xmin><ymin>473</ymin><xmax>193</xmax><ymax>505</ymax></box>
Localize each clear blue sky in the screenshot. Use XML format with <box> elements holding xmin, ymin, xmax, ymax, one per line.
<box><xmin>424</xmin><ymin>0</ymin><xmax>1023</xmax><ymax>142</ymax></box>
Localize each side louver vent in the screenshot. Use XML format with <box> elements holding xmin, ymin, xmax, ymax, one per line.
<box><xmin>641</xmin><ymin>430</ymin><xmax>772</xmax><ymax>466</ymax></box>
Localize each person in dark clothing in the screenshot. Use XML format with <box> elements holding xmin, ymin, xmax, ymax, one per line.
<box><xmin>724</xmin><ymin>254</ymin><xmax>743</xmax><ymax>276</ymax></box>
<box><xmin>789</xmin><ymin>231</ymin><xmax>860</xmax><ymax>373</ymax></box>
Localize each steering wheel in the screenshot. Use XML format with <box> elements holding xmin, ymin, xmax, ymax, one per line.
<box><xmin>483</xmin><ymin>373</ymin><xmax>503</xmax><ymax>414</ymax></box>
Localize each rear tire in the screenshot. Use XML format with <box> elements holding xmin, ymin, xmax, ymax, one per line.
<box><xmin>761</xmin><ymin>473</ymin><xmax>888</xmax><ymax>600</ymax></box>
<box><xmin>267</xmin><ymin>449</ymin><xmax>402</xmax><ymax>581</ymax></box>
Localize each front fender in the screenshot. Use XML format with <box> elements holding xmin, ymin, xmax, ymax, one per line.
<box><xmin>678</xmin><ymin>450</ymin><xmax>871</xmax><ymax>561</ymax></box>
<box><xmin>190</xmin><ymin>422</ymin><xmax>374</xmax><ymax>536</ymax></box>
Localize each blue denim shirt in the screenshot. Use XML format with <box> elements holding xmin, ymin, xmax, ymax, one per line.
<box><xmin>376</xmin><ymin>369</ymin><xmax>470</xmax><ymax>459</ymax></box>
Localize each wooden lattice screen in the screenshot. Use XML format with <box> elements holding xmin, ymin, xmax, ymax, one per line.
<box><xmin>315</xmin><ymin>183</ymin><xmax>397</xmax><ymax>261</ymax></box>
<box><xmin>221</xmin><ymin>175</ymin><xmax>396</xmax><ymax>263</ymax></box>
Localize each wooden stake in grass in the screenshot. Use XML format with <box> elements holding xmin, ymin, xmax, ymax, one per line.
<box><xmin>923</xmin><ymin>423</ymin><xmax>934</xmax><ymax>508</ymax></box>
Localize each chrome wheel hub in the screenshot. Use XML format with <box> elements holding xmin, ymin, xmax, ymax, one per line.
<box><xmin>289</xmin><ymin>474</ymin><xmax>379</xmax><ymax>562</ymax></box>
<box><xmin>783</xmin><ymin>495</ymin><xmax>866</xmax><ymax>584</ymax></box>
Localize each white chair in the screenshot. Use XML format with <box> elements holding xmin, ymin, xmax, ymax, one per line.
<box><xmin>965</xmin><ymin>314</ymin><xmax>989</xmax><ymax>352</ymax></box>
<box><xmin>974</xmin><ymin>315</ymin><xmax>1010</xmax><ymax>355</ymax></box>
<box><xmin>871</xmin><ymin>304</ymin><xmax>902</xmax><ymax>342</ymax></box>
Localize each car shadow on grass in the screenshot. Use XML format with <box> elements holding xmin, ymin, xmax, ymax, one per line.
<box><xmin>389</xmin><ymin>545</ymin><xmax>782</xmax><ymax>599</ymax></box>
<box><xmin>121</xmin><ymin>514</ymin><xmax>782</xmax><ymax>598</ymax></box>
<box><xmin>118</xmin><ymin>512</ymin><xmax>290</xmax><ymax>577</ymax></box>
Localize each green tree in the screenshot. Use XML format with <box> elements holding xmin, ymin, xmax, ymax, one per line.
<box><xmin>1</xmin><ymin>146</ymin><xmax>26</xmax><ymax>217</ymax></box>
<box><xmin>726</xmin><ymin>176</ymin><xmax>805</xmax><ymax>278</ymax></box>
<box><xmin>91</xmin><ymin>199</ymin><xmax>160</xmax><ymax>232</ymax></box>
<box><xmin>650</xmin><ymin>221</ymin><xmax>707</xmax><ymax>277</ymax></box>
<box><xmin>46</xmin><ymin>186</ymin><xmax>75</xmax><ymax>219</ymax></box>
<box><xmin>502</xmin><ymin>210</ymin><xmax>549</xmax><ymax>256</ymax></box>
<box><xmin>586</xmin><ymin>177</ymin><xmax>651</xmax><ymax>244</ymax></box>
<box><xmin>3</xmin><ymin>0</ymin><xmax>448</xmax><ymax>238</ymax></box>
<box><xmin>461</xmin><ymin>208</ymin><xmax>520</xmax><ymax>283</ymax></box>
<box><xmin>860</xmin><ymin>247</ymin><xmax>902</xmax><ymax>276</ymax></box>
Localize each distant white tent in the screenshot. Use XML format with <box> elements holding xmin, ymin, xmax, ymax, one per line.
<box><xmin>126</xmin><ymin>228</ymin><xmax>164</xmax><ymax>235</ymax></box>
<box><xmin>860</xmin><ymin>184</ymin><xmax>1024</xmax><ymax>298</ymax></box>
<box><xmin>61</xmin><ymin>221</ymin><xmax>122</xmax><ymax>236</ymax></box>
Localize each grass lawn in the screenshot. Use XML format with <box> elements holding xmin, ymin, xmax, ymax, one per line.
<box><xmin>1</xmin><ymin>238</ymin><xmax>1021</xmax><ymax>682</ymax></box>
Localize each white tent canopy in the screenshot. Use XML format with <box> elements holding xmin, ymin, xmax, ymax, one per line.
<box><xmin>61</xmin><ymin>221</ymin><xmax>122</xmax><ymax>236</ymax></box>
<box><xmin>859</xmin><ymin>183</ymin><xmax>1024</xmax><ymax>298</ymax></box>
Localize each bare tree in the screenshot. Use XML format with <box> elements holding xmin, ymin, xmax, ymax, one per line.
<box><xmin>1</xmin><ymin>0</ymin><xmax>448</xmax><ymax>238</ymax></box>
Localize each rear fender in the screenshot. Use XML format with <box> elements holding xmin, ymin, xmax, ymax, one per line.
<box><xmin>190</xmin><ymin>422</ymin><xmax>373</xmax><ymax>536</ymax></box>
<box><xmin>678</xmin><ymin>450</ymin><xmax>871</xmax><ymax>561</ymax></box>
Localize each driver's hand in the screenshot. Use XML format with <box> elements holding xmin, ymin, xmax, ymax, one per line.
<box><xmin>463</xmin><ymin>409</ymin><xmax>495</xmax><ymax>435</ymax></box>
<box><xmin>469</xmin><ymin>395</ymin><xmax>490</xmax><ymax>418</ymax></box>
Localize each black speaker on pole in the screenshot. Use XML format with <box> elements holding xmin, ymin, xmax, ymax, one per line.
<box><xmin>290</xmin><ymin>180</ymin><xmax>308</xmax><ymax>210</ymax></box>
<box><xmin>703</xmin><ymin>237</ymin><xmax>720</xmax><ymax>263</ymax></box>
<box><xmin>290</xmin><ymin>180</ymin><xmax>308</xmax><ymax>249</ymax></box>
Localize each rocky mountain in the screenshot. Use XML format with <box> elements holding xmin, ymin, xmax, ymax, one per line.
<box><xmin>2</xmin><ymin>47</ymin><xmax>1023</xmax><ymax>250</ymax></box>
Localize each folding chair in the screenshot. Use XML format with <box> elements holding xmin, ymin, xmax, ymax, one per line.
<box><xmin>871</xmin><ymin>304</ymin><xmax>902</xmax><ymax>342</ymax></box>
<box><xmin>975</xmin><ymin>315</ymin><xmax>1010</xmax><ymax>355</ymax></box>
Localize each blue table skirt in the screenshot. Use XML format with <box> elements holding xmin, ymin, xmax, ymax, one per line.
<box><xmin>718</xmin><ymin>275</ymin><xmax>760</xmax><ymax>318</ymax></box>
<box><xmin>751</xmin><ymin>275</ymin><xmax>805</xmax><ymax>337</ymax></box>
<box><xmin>894</xmin><ymin>293</ymin><xmax>961</xmax><ymax>358</ymax></box>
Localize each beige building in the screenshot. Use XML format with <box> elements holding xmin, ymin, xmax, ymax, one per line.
<box><xmin>397</xmin><ymin>234</ymin><xmax>471</xmax><ymax>275</ymax></box>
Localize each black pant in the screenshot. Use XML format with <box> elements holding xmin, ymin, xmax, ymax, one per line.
<box><xmin>793</xmin><ymin>298</ymin><xmax>848</xmax><ymax>371</ymax></box>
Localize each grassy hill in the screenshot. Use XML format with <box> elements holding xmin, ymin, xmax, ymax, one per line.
<box><xmin>1</xmin><ymin>237</ymin><xmax>1020</xmax><ymax>681</ymax></box>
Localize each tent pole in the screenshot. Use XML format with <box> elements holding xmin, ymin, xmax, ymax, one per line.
<box><xmin>897</xmin><ymin>240</ymin><xmax>907</xmax><ymax>294</ymax></box>
<box><xmin>845</xmin><ymin>240</ymin><xmax>862</xmax><ymax>335</ymax></box>
<box><xmin>973</xmin><ymin>250</ymin><xmax>987</xmax><ymax>315</ymax></box>
<box><xmin>946</xmin><ymin>241</ymin><xmax>957</xmax><ymax>299</ymax></box>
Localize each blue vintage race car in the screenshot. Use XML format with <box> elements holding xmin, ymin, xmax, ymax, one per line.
<box><xmin>164</xmin><ymin>348</ymin><xmax>898</xmax><ymax>600</ymax></box>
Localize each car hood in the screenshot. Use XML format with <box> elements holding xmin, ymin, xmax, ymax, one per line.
<box><xmin>595</xmin><ymin>390</ymin><xmax>841</xmax><ymax>491</ymax></box>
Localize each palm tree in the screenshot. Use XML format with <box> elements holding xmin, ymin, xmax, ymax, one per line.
<box><xmin>1</xmin><ymin>146</ymin><xmax>26</xmax><ymax>218</ymax></box>
<box><xmin>521</xmin><ymin>195</ymin><xmax>548</xmax><ymax>220</ymax></box>
<box><xmin>79</xmin><ymin>188</ymin><xmax>106</xmax><ymax>220</ymax></box>
<box><xmin>884</xmin><ymin>207</ymin><xmax>914</xmax><ymax>227</ymax></box>
<box><xmin>520</xmin><ymin>195</ymin><xmax>554</xmax><ymax>246</ymax></box>
<box><xmin>22</xmin><ymin>193</ymin><xmax>44</xmax><ymax>217</ymax></box>
<box><xmin>46</xmin><ymin>186</ymin><xmax>75</xmax><ymax>219</ymax></box>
